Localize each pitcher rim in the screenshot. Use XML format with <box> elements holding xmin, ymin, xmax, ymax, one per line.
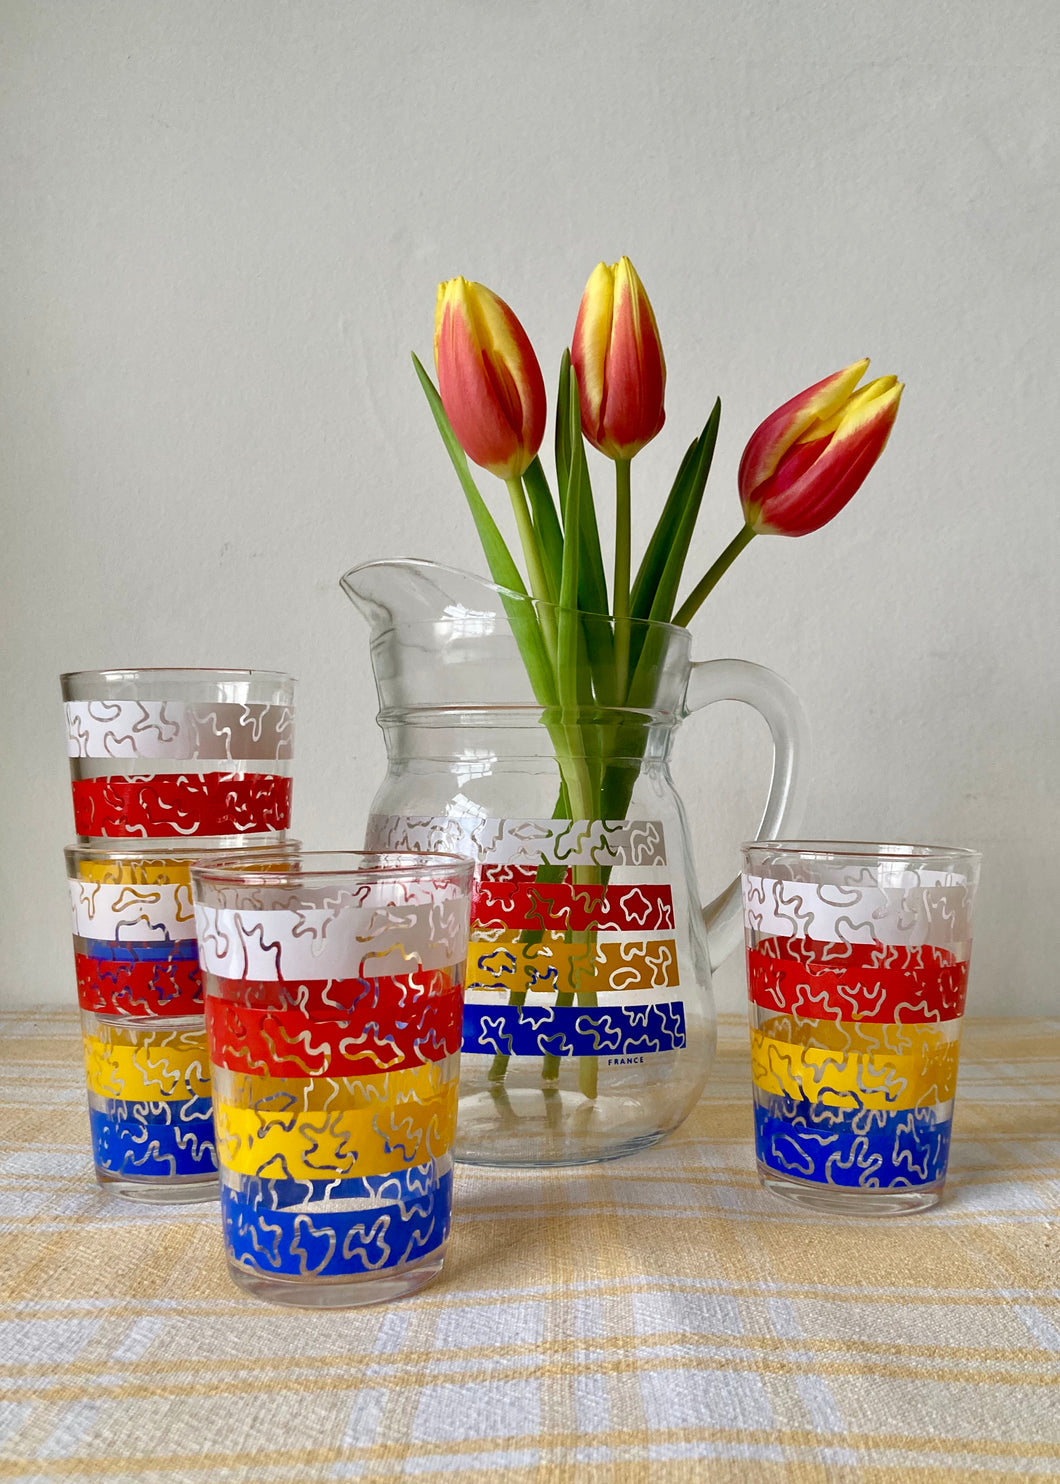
<box><xmin>340</xmin><ymin>558</ymin><xmax>692</xmax><ymax>642</ymax></box>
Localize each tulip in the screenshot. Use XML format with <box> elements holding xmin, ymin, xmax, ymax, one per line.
<box><xmin>434</xmin><ymin>277</ymin><xmax>546</xmax><ymax>481</ymax></box>
<box><xmin>738</xmin><ymin>359</ymin><xmax>904</xmax><ymax>537</ymax></box>
<box><xmin>671</xmin><ymin>360</ymin><xmax>903</xmax><ymax>628</ymax></box>
<box><xmin>571</xmin><ymin>256</ymin><xmax>666</xmax><ymax>461</ymax></box>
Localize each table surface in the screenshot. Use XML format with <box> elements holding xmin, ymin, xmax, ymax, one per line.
<box><xmin>1</xmin><ymin>1009</ymin><xmax>1058</xmax><ymax>1483</ymax></box>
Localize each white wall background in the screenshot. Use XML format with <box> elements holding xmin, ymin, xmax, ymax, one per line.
<box><xmin>3</xmin><ymin>0</ymin><xmax>1058</xmax><ymax>1014</ymax></box>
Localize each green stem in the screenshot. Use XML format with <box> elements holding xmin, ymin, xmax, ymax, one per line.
<box><xmin>672</xmin><ymin>524</ymin><xmax>756</xmax><ymax>628</ymax></box>
<box><xmin>613</xmin><ymin>458</ymin><xmax>632</xmax><ymax>702</ymax></box>
<box><xmin>572</xmin><ymin>880</ymin><xmax>599</xmax><ymax>1100</ymax></box>
<box><xmin>488</xmin><ymin>989</ymin><xmax>527</xmax><ymax>1081</ymax></box>
<box><xmin>541</xmin><ymin>991</ymin><xmax>573</xmax><ymax>1081</ymax></box>
<box><xmin>508</xmin><ymin>477</ymin><xmax>558</xmax><ymax>660</ymax></box>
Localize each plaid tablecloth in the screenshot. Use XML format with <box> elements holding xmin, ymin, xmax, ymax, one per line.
<box><xmin>1</xmin><ymin>1008</ymin><xmax>1058</xmax><ymax>1482</ymax></box>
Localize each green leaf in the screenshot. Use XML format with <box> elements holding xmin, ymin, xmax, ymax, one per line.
<box><xmin>412</xmin><ymin>353</ymin><xmax>558</xmax><ymax>708</ymax></box>
<box><xmin>522</xmin><ymin>458</ymin><xmax>563</xmax><ymax>599</ymax></box>
<box><xmin>647</xmin><ymin>398</ymin><xmax>721</xmax><ymax>625</ymax></box>
<box><xmin>555</xmin><ymin>353</ymin><xmax>609</xmax><ymax>619</ymax></box>
<box><xmin>574</xmin><ymin>440</ymin><xmax>608</xmax><ymax>619</ymax></box>
<box><xmin>557</xmin><ymin>367</ymin><xmax>583</xmax><ymax>711</ymax></box>
<box><xmin>553</xmin><ymin>352</ymin><xmax>615</xmax><ymax>707</ymax></box>
<box><xmin>626</xmin><ymin>400</ymin><xmax>721</xmax><ymax>684</ymax></box>
<box><xmin>412</xmin><ymin>354</ymin><xmax>524</xmax><ymax>593</ymax></box>
<box><xmin>629</xmin><ymin>436</ymin><xmax>699</xmax><ymax>622</ymax></box>
<box><xmin>556</xmin><ymin>350</ymin><xmax>573</xmax><ymax>519</ymax></box>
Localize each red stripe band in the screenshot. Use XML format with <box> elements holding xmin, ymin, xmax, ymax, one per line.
<box><xmin>71</xmin><ymin>772</ymin><xmax>292</xmax><ymax>838</ymax></box>
<box><xmin>74</xmin><ymin>953</ymin><xmax>204</xmax><ymax>1017</ymax></box>
<box><xmin>747</xmin><ymin>938</ymin><xmax>968</xmax><ymax>1022</ymax></box>
<box><xmin>205</xmin><ymin>986</ymin><xmax>463</xmax><ymax>1076</ymax></box>
<box><xmin>473</xmin><ymin>881</ymin><xmax>674</xmax><ymax>933</ymax></box>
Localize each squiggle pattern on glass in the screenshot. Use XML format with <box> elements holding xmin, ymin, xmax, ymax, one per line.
<box><xmin>743</xmin><ymin>873</ymin><xmax>973</xmax><ymax>1190</ymax></box>
<box><xmin>198</xmin><ymin>874</ymin><xmax>468</xmax><ymax>1280</ymax></box>
<box><xmin>81</xmin><ymin>1014</ymin><xmax>217</xmax><ymax>1178</ymax></box>
<box><xmin>72</xmin><ymin>773</ymin><xmax>292</xmax><ymax>838</ymax></box>
<box><xmin>368</xmin><ymin>816</ymin><xmax>684</xmax><ymax>1064</ymax></box>
<box><xmin>65</xmin><ymin>702</ymin><xmax>294</xmax><ymax>840</ymax></box>
<box><xmin>68</xmin><ymin>858</ymin><xmax>204</xmax><ymax>1016</ymax></box>
<box><xmin>65</xmin><ymin>702</ymin><xmax>295</xmax><ymax>760</ymax></box>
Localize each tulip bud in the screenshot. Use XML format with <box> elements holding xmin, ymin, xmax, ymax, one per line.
<box><xmin>433</xmin><ymin>277</ymin><xmax>546</xmax><ymax>481</ymax></box>
<box><xmin>739</xmin><ymin>359</ymin><xmax>903</xmax><ymax>537</ymax></box>
<box><xmin>571</xmin><ymin>256</ymin><xmax>666</xmax><ymax>460</ymax></box>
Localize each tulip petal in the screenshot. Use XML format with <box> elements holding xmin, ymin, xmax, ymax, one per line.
<box><xmin>738</xmin><ymin>359</ymin><xmax>870</xmax><ymax>496</ymax></box>
<box><xmin>570</xmin><ymin>255</ymin><xmax>666</xmax><ymax>460</ymax></box>
<box><xmin>750</xmin><ymin>382</ymin><xmax>903</xmax><ymax>536</ymax></box>
<box><xmin>800</xmin><ymin>374</ymin><xmax>898</xmax><ymax>443</ymax></box>
<box><xmin>600</xmin><ymin>258</ymin><xmax>666</xmax><ymax>459</ymax></box>
<box><xmin>433</xmin><ymin>277</ymin><xmax>546</xmax><ymax>480</ymax></box>
<box><xmin>571</xmin><ymin>262</ymin><xmax>615</xmax><ymax>448</ymax></box>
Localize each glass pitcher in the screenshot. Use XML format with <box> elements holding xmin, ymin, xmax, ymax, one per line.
<box><xmin>342</xmin><ymin>559</ymin><xmax>808</xmax><ymax>1167</ymax></box>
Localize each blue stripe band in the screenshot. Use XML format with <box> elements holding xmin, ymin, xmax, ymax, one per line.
<box><xmin>222</xmin><ymin>1168</ymin><xmax>453</xmax><ymax>1277</ymax></box>
<box><xmin>462</xmin><ymin>1000</ymin><xmax>686</xmax><ymax>1057</ymax></box>
<box><xmin>221</xmin><ymin>1162</ymin><xmax>450</xmax><ymax>1210</ymax></box>
<box><xmin>78</xmin><ymin>936</ymin><xmax>200</xmax><ymax>963</ymax></box>
<box><xmin>754</xmin><ymin>1095</ymin><xmax>951</xmax><ymax>1188</ymax></box>
<box><xmin>88</xmin><ymin>1098</ymin><xmax>218</xmax><ymax>1177</ymax></box>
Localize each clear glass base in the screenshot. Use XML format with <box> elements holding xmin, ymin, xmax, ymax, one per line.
<box><xmin>226</xmin><ymin>1251</ymin><xmax>446</xmax><ymax>1309</ymax></box>
<box><xmin>96</xmin><ymin>1170</ymin><xmax>219</xmax><ymax>1204</ymax></box>
<box><xmin>455</xmin><ymin>1086</ymin><xmax>680</xmax><ymax>1167</ymax></box>
<box><xmin>758</xmin><ymin>1163</ymin><xmax>945</xmax><ymax>1216</ymax></box>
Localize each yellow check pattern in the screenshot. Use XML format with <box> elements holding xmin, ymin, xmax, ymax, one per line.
<box><xmin>3</xmin><ymin>1008</ymin><xmax>1059</xmax><ymax>1481</ymax></box>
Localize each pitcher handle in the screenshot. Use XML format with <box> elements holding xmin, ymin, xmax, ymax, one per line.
<box><xmin>684</xmin><ymin>658</ymin><xmax>811</xmax><ymax>973</ymax></box>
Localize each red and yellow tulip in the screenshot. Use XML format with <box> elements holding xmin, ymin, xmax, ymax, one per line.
<box><xmin>434</xmin><ymin>277</ymin><xmax>546</xmax><ymax>480</ymax></box>
<box><xmin>738</xmin><ymin>359</ymin><xmax>903</xmax><ymax>537</ymax></box>
<box><xmin>570</xmin><ymin>256</ymin><xmax>666</xmax><ymax>461</ymax></box>
<box><xmin>417</xmin><ymin>263</ymin><xmax>908</xmax><ymax>1105</ymax></box>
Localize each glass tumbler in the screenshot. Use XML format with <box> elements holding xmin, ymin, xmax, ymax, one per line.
<box><xmin>742</xmin><ymin>841</ymin><xmax>981</xmax><ymax>1215</ymax></box>
<box><xmin>191</xmin><ymin>850</ymin><xmax>474</xmax><ymax>1308</ymax></box>
<box><xmin>61</xmin><ymin>668</ymin><xmax>295</xmax><ymax>845</ymax></box>
<box><xmin>68</xmin><ymin>844</ymin><xmax>219</xmax><ymax>1202</ymax></box>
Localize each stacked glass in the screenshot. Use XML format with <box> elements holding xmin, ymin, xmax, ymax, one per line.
<box><xmin>61</xmin><ymin>668</ymin><xmax>296</xmax><ymax>1202</ymax></box>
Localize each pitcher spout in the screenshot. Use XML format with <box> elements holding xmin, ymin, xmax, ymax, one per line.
<box><xmin>339</xmin><ymin>556</ymin><xmax>700</xmax><ymax>719</ymax></box>
<box><xmin>341</xmin><ymin>558</ymin><xmax>548</xmax><ymax>714</ymax></box>
<box><xmin>340</xmin><ymin>558</ymin><xmax>515</xmax><ymax>636</ymax></box>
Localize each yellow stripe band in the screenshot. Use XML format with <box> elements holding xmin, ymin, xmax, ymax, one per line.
<box><xmin>82</xmin><ymin>1027</ymin><xmax>212</xmax><ymax>1101</ymax></box>
<box><xmin>756</xmin><ymin>1016</ymin><xmax>959</xmax><ymax>1058</ymax></box>
<box><xmin>211</xmin><ymin>1060</ymin><xmax>459</xmax><ymax>1179</ymax></box>
<box><xmin>468</xmin><ymin>936</ymin><xmax>679</xmax><ymax>994</ymax></box>
<box><xmin>210</xmin><ymin>1056</ymin><xmax>458</xmax><ymax>1110</ymax></box>
<box><xmin>75</xmin><ymin>859</ymin><xmax>192</xmax><ymax>884</ymax></box>
<box><xmin>750</xmin><ymin>1027</ymin><xmax>958</xmax><ymax>1110</ymax></box>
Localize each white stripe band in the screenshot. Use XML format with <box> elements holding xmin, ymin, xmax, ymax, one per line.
<box><xmin>69</xmin><ymin>879</ymin><xmax>197</xmax><ymax>942</ymax></box>
<box><xmin>194</xmin><ymin>902</ymin><xmax>468</xmax><ymax>979</ymax></box>
<box><xmin>65</xmin><ymin>701</ymin><xmax>294</xmax><ymax>760</ymax></box>
<box><xmin>742</xmin><ymin>873</ymin><xmax>973</xmax><ymax>949</ymax></box>
<box><xmin>367</xmin><ymin>815</ymin><xmax>667</xmax><ymax>867</ymax></box>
